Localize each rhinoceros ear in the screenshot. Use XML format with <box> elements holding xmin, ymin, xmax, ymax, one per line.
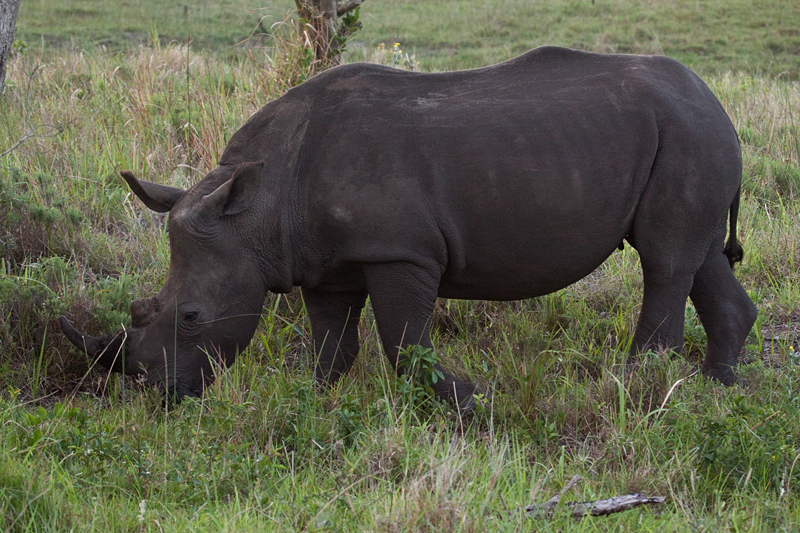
<box><xmin>120</xmin><ymin>171</ymin><xmax>185</xmax><ymax>213</ymax></box>
<box><xmin>200</xmin><ymin>161</ymin><xmax>264</xmax><ymax>217</ymax></box>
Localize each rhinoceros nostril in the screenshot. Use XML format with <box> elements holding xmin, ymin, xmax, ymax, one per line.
<box><xmin>130</xmin><ymin>298</ymin><xmax>155</xmax><ymax>328</ymax></box>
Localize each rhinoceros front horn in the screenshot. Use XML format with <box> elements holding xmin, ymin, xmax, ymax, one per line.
<box><xmin>60</xmin><ymin>316</ymin><xmax>102</xmax><ymax>355</ymax></box>
<box><xmin>59</xmin><ymin>316</ymin><xmax>128</xmax><ymax>373</ymax></box>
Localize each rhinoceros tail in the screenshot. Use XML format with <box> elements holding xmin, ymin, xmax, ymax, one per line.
<box><xmin>722</xmin><ymin>186</ymin><xmax>744</xmax><ymax>270</ymax></box>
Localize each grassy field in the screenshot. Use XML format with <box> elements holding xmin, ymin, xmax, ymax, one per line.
<box><xmin>15</xmin><ymin>0</ymin><xmax>800</xmax><ymax>77</ymax></box>
<box><xmin>2</xmin><ymin>0</ymin><xmax>800</xmax><ymax>531</ymax></box>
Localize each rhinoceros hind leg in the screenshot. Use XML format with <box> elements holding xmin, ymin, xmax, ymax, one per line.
<box><xmin>302</xmin><ymin>287</ymin><xmax>367</xmax><ymax>386</ymax></box>
<box><xmin>689</xmin><ymin>242</ymin><xmax>757</xmax><ymax>385</ymax></box>
<box><xmin>364</xmin><ymin>262</ymin><xmax>476</xmax><ymax>411</ymax></box>
<box><xmin>630</xmin><ymin>267</ymin><xmax>695</xmax><ymax>359</ymax></box>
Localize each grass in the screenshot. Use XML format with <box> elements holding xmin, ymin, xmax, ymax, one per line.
<box><xmin>2</xmin><ymin>0</ymin><xmax>800</xmax><ymax>530</ymax></box>
<box><xmin>15</xmin><ymin>0</ymin><xmax>272</xmax><ymax>52</ymax></box>
<box><xmin>355</xmin><ymin>0</ymin><xmax>800</xmax><ymax>77</ymax></box>
<box><xmin>15</xmin><ymin>0</ymin><xmax>800</xmax><ymax>78</ymax></box>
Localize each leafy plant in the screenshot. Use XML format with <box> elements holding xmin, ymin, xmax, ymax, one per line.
<box><xmin>333</xmin><ymin>392</ymin><xmax>364</xmax><ymax>447</ymax></box>
<box><xmin>695</xmin><ymin>395</ymin><xmax>798</xmax><ymax>493</ymax></box>
<box><xmin>333</xmin><ymin>7</ymin><xmax>362</xmax><ymax>56</ymax></box>
<box><xmin>395</xmin><ymin>345</ymin><xmax>445</xmax><ymax>410</ymax></box>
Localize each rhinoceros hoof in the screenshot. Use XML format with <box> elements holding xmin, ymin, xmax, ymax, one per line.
<box><xmin>701</xmin><ymin>363</ymin><xmax>738</xmax><ymax>386</ymax></box>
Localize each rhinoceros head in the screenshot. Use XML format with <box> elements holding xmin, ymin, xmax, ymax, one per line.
<box><xmin>61</xmin><ymin>162</ymin><xmax>270</xmax><ymax>397</ymax></box>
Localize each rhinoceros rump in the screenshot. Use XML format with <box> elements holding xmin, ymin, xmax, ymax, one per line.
<box><xmin>61</xmin><ymin>47</ymin><xmax>757</xmax><ymax>408</ymax></box>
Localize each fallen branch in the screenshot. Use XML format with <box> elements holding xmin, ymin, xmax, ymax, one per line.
<box><xmin>526</xmin><ymin>475</ymin><xmax>666</xmax><ymax>518</ymax></box>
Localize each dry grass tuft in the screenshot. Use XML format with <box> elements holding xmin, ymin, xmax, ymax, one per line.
<box><xmin>376</xmin><ymin>438</ymin><xmax>472</xmax><ymax>532</ymax></box>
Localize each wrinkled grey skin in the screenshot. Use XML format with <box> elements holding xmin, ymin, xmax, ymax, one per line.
<box><xmin>61</xmin><ymin>47</ymin><xmax>757</xmax><ymax>408</ymax></box>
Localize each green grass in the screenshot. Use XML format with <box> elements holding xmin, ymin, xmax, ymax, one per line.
<box><xmin>15</xmin><ymin>0</ymin><xmax>800</xmax><ymax>77</ymax></box>
<box><xmin>355</xmin><ymin>0</ymin><xmax>800</xmax><ymax>77</ymax></box>
<box><xmin>15</xmin><ymin>0</ymin><xmax>272</xmax><ymax>51</ymax></box>
<box><xmin>3</xmin><ymin>0</ymin><xmax>800</xmax><ymax>530</ymax></box>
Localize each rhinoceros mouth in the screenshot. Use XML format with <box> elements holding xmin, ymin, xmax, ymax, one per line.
<box><xmin>60</xmin><ymin>316</ymin><xmax>220</xmax><ymax>400</ymax></box>
<box><xmin>166</xmin><ymin>384</ymin><xmax>203</xmax><ymax>402</ymax></box>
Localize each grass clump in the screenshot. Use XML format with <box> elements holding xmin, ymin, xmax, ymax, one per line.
<box><xmin>0</xmin><ymin>460</ymin><xmax>67</xmax><ymax>533</ymax></box>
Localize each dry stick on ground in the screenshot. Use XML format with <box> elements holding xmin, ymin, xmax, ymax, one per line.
<box><xmin>525</xmin><ymin>475</ymin><xmax>666</xmax><ymax>518</ymax></box>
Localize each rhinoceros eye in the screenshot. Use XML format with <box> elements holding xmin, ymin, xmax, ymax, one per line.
<box><xmin>184</xmin><ymin>311</ymin><xmax>198</xmax><ymax>322</ymax></box>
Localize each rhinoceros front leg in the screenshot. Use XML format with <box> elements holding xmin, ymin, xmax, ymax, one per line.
<box><xmin>302</xmin><ymin>287</ymin><xmax>367</xmax><ymax>386</ymax></box>
<box><xmin>363</xmin><ymin>262</ymin><xmax>476</xmax><ymax>411</ymax></box>
<box><xmin>689</xmin><ymin>239</ymin><xmax>757</xmax><ymax>385</ymax></box>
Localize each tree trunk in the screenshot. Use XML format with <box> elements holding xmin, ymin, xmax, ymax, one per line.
<box><xmin>293</xmin><ymin>0</ymin><xmax>364</xmax><ymax>65</ymax></box>
<box><xmin>0</xmin><ymin>0</ymin><xmax>22</xmax><ymax>95</ymax></box>
<box><xmin>294</xmin><ymin>0</ymin><xmax>338</xmax><ymax>64</ymax></box>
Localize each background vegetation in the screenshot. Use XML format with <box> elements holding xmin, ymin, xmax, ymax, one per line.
<box><xmin>2</xmin><ymin>0</ymin><xmax>800</xmax><ymax>530</ymax></box>
<box><xmin>14</xmin><ymin>0</ymin><xmax>800</xmax><ymax>77</ymax></box>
